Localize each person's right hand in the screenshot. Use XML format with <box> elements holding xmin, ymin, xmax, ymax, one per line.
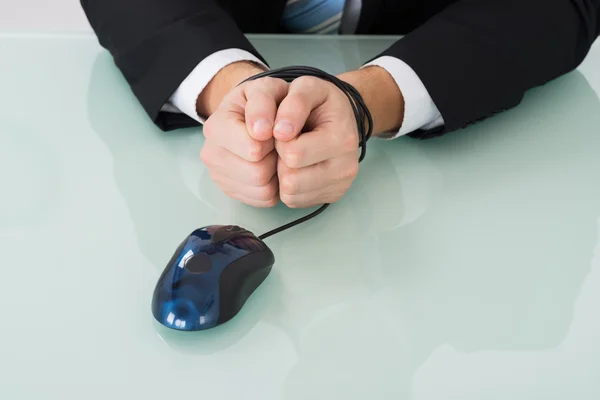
<box><xmin>200</xmin><ymin>66</ymin><xmax>289</xmax><ymax>207</ymax></box>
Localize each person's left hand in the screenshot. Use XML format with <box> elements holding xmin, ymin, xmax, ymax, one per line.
<box><xmin>272</xmin><ymin>76</ymin><xmax>360</xmax><ymax>208</ymax></box>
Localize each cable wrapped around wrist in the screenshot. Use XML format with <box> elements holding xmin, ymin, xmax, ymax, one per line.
<box><xmin>237</xmin><ymin>66</ymin><xmax>373</xmax><ymax>240</ymax></box>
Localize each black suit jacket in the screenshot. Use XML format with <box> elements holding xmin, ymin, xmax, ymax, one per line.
<box><xmin>81</xmin><ymin>0</ymin><xmax>600</xmax><ymax>138</ymax></box>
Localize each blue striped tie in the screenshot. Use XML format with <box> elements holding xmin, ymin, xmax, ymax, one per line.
<box><xmin>282</xmin><ymin>0</ymin><xmax>346</xmax><ymax>34</ymax></box>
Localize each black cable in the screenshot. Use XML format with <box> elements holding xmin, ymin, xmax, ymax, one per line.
<box><xmin>257</xmin><ymin>203</ymin><xmax>331</xmax><ymax>240</ymax></box>
<box><xmin>237</xmin><ymin>66</ymin><xmax>373</xmax><ymax>241</ymax></box>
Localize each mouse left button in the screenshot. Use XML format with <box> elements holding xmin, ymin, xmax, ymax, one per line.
<box><xmin>184</xmin><ymin>253</ymin><xmax>212</xmax><ymax>274</ymax></box>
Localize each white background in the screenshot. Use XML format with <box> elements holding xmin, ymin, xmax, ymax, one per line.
<box><xmin>0</xmin><ymin>0</ymin><xmax>92</xmax><ymax>32</ymax></box>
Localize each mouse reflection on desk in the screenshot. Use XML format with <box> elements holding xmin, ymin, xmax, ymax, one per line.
<box><xmin>151</xmin><ymin>225</ymin><xmax>275</xmax><ymax>331</ymax></box>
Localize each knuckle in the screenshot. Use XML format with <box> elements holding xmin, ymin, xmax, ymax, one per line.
<box><xmin>262</xmin><ymin>76</ymin><xmax>279</xmax><ymax>87</ymax></box>
<box><xmin>281</xmin><ymin>147</ymin><xmax>303</xmax><ymax>168</ymax></box>
<box><xmin>279</xmin><ymin>173</ymin><xmax>298</xmax><ymax>195</ymax></box>
<box><xmin>250</xmin><ymin>165</ymin><xmax>272</xmax><ymax>186</ymax></box>
<box><xmin>259</xmin><ymin>77</ymin><xmax>285</xmax><ymax>94</ymax></box>
<box><xmin>340</xmin><ymin>130</ymin><xmax>358</xmax><ymax>152</ymax></box>
<box><xmin>280</xmin><ymin>193</ymin><xmax>299</xmax><ymax>209</ymax></box>
<box><xmin>271</xmin><ymin>76</ymin><xmax>288</xmax><ymax>89</ymax></box>
<box><xmin>246</xmin><ymin>142</ymin><xmax>264</xmax><ymax>162</ymax></box>
<box><xmin>345</xmin><ymin>161</ymin><xmax>359</xmax><ymax>179</ymax></box>
<box><xmin>245</xmin><ymin>78</ymin><xmax>261</xmax><ymax>90</ymax></box>
<box><xmin>338</xmin><ymin>162</ymin><xmax>359</xmax><ymax>181</ymax></box>
<box><xmin>265</xmin><ymin>197</ymin><xmax>279</xmax><ymax>208</ymax></box>
<box><xmin>258</xmin><ymin>181</ymin><xmax>278</xmax><ymax>201</ymax></box>
<box><xmin>327</xmin><ymin>157</ymin><xmax>357</xmax><ymax>181</ymax></box>
<box><xmin>295</xmin><ymin>75</ymin><xmax>320</xmax><ymax>91</ymax></box>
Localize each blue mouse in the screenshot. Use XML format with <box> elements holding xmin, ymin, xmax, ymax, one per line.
<box><xmin>151</xmin><ymin>225</ymin><xmax>275</xmax><ymax>331</ymax></box>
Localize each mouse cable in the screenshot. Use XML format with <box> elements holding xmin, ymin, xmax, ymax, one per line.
<box><xmin>237</xmin><ymin>66</ymin><xmax>373</xmax><ymax>240</ymax></box>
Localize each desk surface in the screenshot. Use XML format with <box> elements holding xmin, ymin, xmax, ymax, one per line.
<box><xmin>1</xmin><ymin>34</ymin><xmax>599</xmax><ymax>399</ymax></box>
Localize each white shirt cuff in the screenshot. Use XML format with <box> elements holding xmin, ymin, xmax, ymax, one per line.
<box><xmin>363</xmin><ymin>55</ymin><xmax>444</xmax><ymax>138</ymax></box>
<box><xmin>162</xmin><ymin>49</ymin><xmax>268</xmax><ymax>123</ymax></box>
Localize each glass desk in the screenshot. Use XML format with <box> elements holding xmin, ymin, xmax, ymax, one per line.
<box><xmin>1</xmin><ymin>34</ymin><xmax>599</xmax><ymax>399</ymax></box>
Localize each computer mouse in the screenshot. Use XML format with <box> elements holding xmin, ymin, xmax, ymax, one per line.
<box><xmin>151</xmin><ymin>225</ymin><xmax>275</xmax><ymax>331</ymax></box>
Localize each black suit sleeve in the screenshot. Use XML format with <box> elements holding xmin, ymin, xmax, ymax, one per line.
<box><xmin>378</xmin><ymin>0</ymin><xmax>600</xmax><ymax>138</ymax></box>
<box><xmin>80</xmin><ymin>0</ymin><xmax>266</xmax><ymax>131</ymax></box>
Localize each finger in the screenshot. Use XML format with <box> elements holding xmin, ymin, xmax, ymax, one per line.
<box><xmin>220</xmin><ymin>177</ymin><xmax>279</xmax><ymax>208</ymax></box>
<box><xmin>274</xmin><ymin>76</ymin><xmax>329</xmax><ymax>141</ymax></box>
<box><xmin>278</xmin><ymin>154</ymin><xmax>359</xmax><ymax>195</ymax></box>
<box><xmin>224</xmin><ymin>190</ymin><xmax>279</xmax><ymax>208</ymax></box>
<box><xmin>210</xmin><ymin>172</ymin><xmax>279</xmax><ymax>203</ymax></box>
<box><xmin>280</xmin><ymin>180</ymin><xmax>352</xmax><ymax>208</ymax></box>
<box><xmin>203</xmin><ymin>111</ymin><xmax>274</xmax><ymax>162</ymax></box>
<box><xmin>201</xmin><ymin>143</ymin><xmax>278</xmax><ymax>186</ymax></box>
<box><xmin>275</xmin><ymin>123</ymin><xmax>358</xmax><ymax>168</ymax></box>
<box><xmin>244</xmin><ymin>78</ymin><xmax>289</xmax><ymax>141</ymax></box>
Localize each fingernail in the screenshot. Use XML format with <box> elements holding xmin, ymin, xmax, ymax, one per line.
<box><xmin>274</xmin><ymin>120</ymin><xmax>294</xmax><ymax>137</ymax></box>
<box><xmin>253</xmin><ymin>119</ymin><xmax>271</xmax><ymax>136</ymax></box>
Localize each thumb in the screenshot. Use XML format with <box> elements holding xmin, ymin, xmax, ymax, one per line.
<box><xmin>274</xmin><ymin>76</ymin><xmax>329</xmax><ymax>142</ymax></box>
<box><xmin>244</xmin><ymin>78</ymin><xmax>289</xmax><ymax>141</ymax></box>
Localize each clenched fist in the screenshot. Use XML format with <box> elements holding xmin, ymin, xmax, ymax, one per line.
<box><xmin>199</xmin><ymin>63</ymin><xmax>404</xmax><ymax>209</ymax></box>
<box><xmin>273</xmin><ymin>76</ymin><xmax>361</xmax><ymax>208</ymax></box>
<box><xmin>201</xmin><ymin>75</ymin><xmax>289</xmax><ymax>207</ymax></box>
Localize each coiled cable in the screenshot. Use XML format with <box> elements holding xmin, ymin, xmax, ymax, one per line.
<box><xmin>238</xmin><ymin>66</ymin><xmax>373</xmax><ymax>240</ymax></box>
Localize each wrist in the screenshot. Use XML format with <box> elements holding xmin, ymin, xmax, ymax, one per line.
<box><xmin>337</xmin><ymin>67</ymin><xmax>405</xmax><ymax>136</ymax></box>
<box><xmin>196</xmin><ymin>61</ymin><xmax>267</xmax><ymax>117</ymax></box>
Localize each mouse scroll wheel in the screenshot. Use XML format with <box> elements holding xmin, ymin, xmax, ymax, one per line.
<box><xmin>211</xmin><ymin>225</ymin><xmax>250</xmax><ymax>243</ymax></box>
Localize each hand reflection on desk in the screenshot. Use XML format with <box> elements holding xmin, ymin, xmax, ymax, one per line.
<box><xmin>88</xmin><ymin>51</ymin><xmax>600</xmax><ymax>399</ymax></box>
